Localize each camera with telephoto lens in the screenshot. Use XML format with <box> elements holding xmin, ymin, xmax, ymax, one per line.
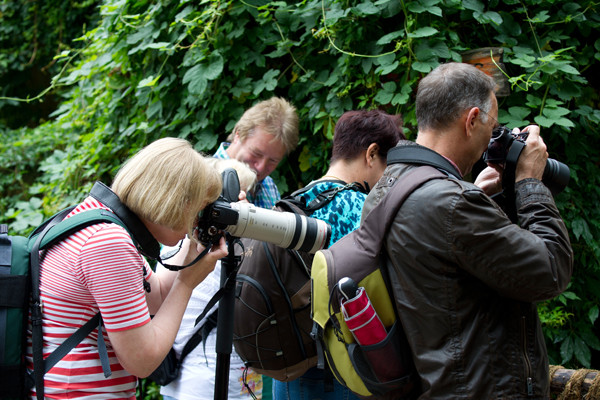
<box><xmin>196</xmin><ymin>168</ymin><xmax>331</xmax><ymax>254</ymax></box>
<box><xmin>483</xmin><ymin>126</ymin><xmax>570</xmax><ymax>195</ymax></box>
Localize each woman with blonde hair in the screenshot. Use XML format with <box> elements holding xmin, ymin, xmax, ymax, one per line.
<box><xmin>26</xmin><ymin>137</ymin><xmax>228</xmax><ymax>399</ymax></box>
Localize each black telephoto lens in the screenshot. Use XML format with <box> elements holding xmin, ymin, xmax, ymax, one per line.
<box><xmin>543</xmin><ymin>158</ymin><xmax>570</xmax><ymax>195</ymax></box>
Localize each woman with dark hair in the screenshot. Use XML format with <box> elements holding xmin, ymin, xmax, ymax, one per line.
<box><xmin>273</xmin><ymin>109</ymin><xmax>405</xmax><ymax>399</ymax></box>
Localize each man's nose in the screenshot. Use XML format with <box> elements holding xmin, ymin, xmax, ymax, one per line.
<box><xmin>253</xmin><ymin>158</ymin><xmax>267</xmax><ymax>176</ymax></box>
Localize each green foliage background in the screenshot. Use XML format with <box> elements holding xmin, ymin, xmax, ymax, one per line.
<box><xmin>1</xmin><ymin>0</ymin><xmax>599</xmax><ymax>373</ymax></box>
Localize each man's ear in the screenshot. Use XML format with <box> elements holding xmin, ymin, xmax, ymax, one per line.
<box><xmin>464</xmin><ymin>107</ymin><xmax>480</xmax><ymax>137</ymax></box>
<box><xmin>232</xmin><ymin>130</ymin><xmax>241</xmax><ymax>144</ymax></box>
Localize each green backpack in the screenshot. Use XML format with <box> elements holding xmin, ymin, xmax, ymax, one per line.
<box><xmin>0</xmin><ymin>207</ymin><xmax>127</xmax><ymax>400</ymax></box>
<box><xmin>310</xmin><ymin>165</ymin><xmax>448</xmax><ymax>399</ymax></box>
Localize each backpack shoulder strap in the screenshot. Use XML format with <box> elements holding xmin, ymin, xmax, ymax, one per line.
<box><xmin>179</xmin><ymin>309</ymin><xmax>219</xmax><ymax>367</ymax></box>
<box><xmin>35</xmin><ymin>209</ymin><xmax>127</xmax><ymax>250</ymax></box>
<box><xmin>325</xmin><ymin>166</ymin><xmax>448</xmax><ymax>285</ymax></box>
<box><xmin>361</xmin><ymin>166</ymin><xmax>447</xmax><ymax>247</ymax></box>
<box><xmin>283</xmin><ymin>180</ymin><xmax>369</xmax><ymax>216</ymax></box>
<box><xmin>30</xmin><ymin>208</ymin><xmax>125</xmax><ymax>399</ymax></box>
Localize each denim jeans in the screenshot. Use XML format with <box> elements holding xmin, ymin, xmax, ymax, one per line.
<box><xmin>272</xmin><ymin>368</ymin><xmax>361</xmax><ymax>400</ymax></box>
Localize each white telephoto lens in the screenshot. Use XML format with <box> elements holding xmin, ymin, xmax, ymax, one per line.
<box><xmin>226</xmin><ymin>202</ymin><xmax>330</xmax><ymax>253</ymax></box>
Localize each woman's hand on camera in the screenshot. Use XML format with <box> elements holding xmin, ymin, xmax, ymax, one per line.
<box><xmin>177</xmin><ymin>235</ymin><xmax>227</xmax><ymax>290</ymax></box>
<box><xmin>515</xmin><ymin>125</ymin><xmax>548</xmax><ymax>182</ymax></box>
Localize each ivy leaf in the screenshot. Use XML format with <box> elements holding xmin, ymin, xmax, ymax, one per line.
<box><xmin>462</xmin><ymin>0</ymin><xmax>484</xmax><ymax>13</ymax></box>
<box><xmin>511</xmin><ymin>54</ymin><xmax>536</xmax><ymax>68</ymax></box>
<box><xmin>252</xmin><ymin>69</ymin><xmax>280</xmax><ymax>95</ymax></box>
<box><xmin>554</xmin><ymin>118</ymin><xmax>575</xmax><ymax>128</ymax></box>
<box><xmin>374</xmin><ymin>91</ymin><xmax>394</xmax><ymax>105</ymax></box>
<box><xmin>429</xmin><ymin>41</ymin><xmax>450</xmax><ymax>58</ymax></box>
<box><xmin>374</xmin><ymin>81</ymin><xmax>396</xmax><ymax>105</ymax></box>
<box><xmin>571</xmin><ymin>218</ymin><xmax>592</xmax><ymax>242</ymax></box>
<box><xmin>183</xmin><ymin>64</ymin><xmax>208</xmax><ymax>94</ymax></box>
<box><xmin>145</xmin><ymin>42</ymin><xmax>171</xmax><ymax>50</ymax></box>
<box><xmin>427</xmin><ymin>6</ymin><xmax>443</xmax><ymax>17</ymax></box>
<box><xmin>560</xmin><ymin>335</ymin><xmax>574</xmax><ymax>364</ymax></box>
<box><xmin>355</xmin><ymin>1</ymin><xmax>380</xmax><ymax>15</ymax></box>
<box><xmin>324</xmin><ymin>8</ymin><xmax>346</xmax><ymax>23</ymax></box>
<box><xmin>175</xmin><ymin>5</ymin><xmax>194</xmax><ymax>21</ymax></box>
<box><xmin>589</xmin><ymin>306</ymin><xmax>599</xmax><ymax>325</ymax></box>
<box><xmin>561</xmin><ymin>291</ymin><xmax>580</xmax><ymax>302</ymax></box>
<box><xmin>126</xmin><ymin>25</ymin><xmax>156</xmax><ymax>45</ymax></box>
<box><xmin>138</xmin><ymin>75</ymin><xmax>161</xmax><ymax>88</ymax></box>
<box><xmin>573</xmin><ymin>337</ymin><xmax>591</xmax><ymax>367</ymax></box>
<box><xmin>535</xmin><ymin>108</ymin><xmax>575</xmax><ymax>128</ymax></box>
<box><xmin>231</xmin><ymin>77</ymin><xmax>253</xmax><ymax>98</ymax></box>
<box><xmin>409</xmin><ymin>0</ymin><xmax>442</xmax><ymax>15</ymax></box>
<box><xmin>482</xmin><ymin>11</ymin><xmax>503</xmax><ymax>25</ymax></box>
<box><xmin>408</xmin><ymin>27</ymin><xmax>439</xmax><ymax>38</ymax></box>
<box><xmin>531</xmin><ymin>10</ymin><xmax>551</xmax><ymax>23</ymax></box>
<box><xmin>375</xmin><ymin>53</ymin><xmax>396</xmax><ymax>66</ymax></box>
<box><xmin>298</xmin><ymin>145</ymin><xmax>311</xmax><ymax>172</ymax></box>
<box><xmin>533</xmin><ymin>115</ymin><xmax>555</xmax><ymax>128</ymax></box>
<box><xmin>146</xmin><ymin>99</ymin><xmax>162</xmax><ymax>120</ymax></box>
<box><xmin>264</xmin><ymin>69</ymin><xmax>279</xmax><ymax>90</ymax></box>
<box><xmin>556</xmin><ymin>63</ymin><xmax>580</xmax><ymax>75</ymax></box>
<box><xmin>545</xmin><ymin>98</ymin><xmax>564</xmax><ymax>108</ymax></box>
<box><xmin>361</xmin><ymin>57</ymin><xmax>374</xmax><ymax>74</ymax></box>
<box><xmin>543</xmin><ymin>107</ymin><xmax>570</xmax><ymax>119</ymax></box>
<box><xmin>376</xmin><ymin>30</ymin><xmax>404</xmax><ymax>45</ymax></box>
<box><xmin>205</xmin><ymin>54</ymin><xmax>224</xmax><ymax>80</ymax></box>
<box><xmin>412</xmin><ymin>60</ymin><xmax>436</xmax><ymax>73</ymax></box>
<box><xmin>507</xmin><ymin>106</ymin><xmax>531</xmax><ymax>121</ymax></box>
<box><xmin>407</xmin><ymin>3</ymin><xmax>426</xmax><ymax>13</ymax></box>
<box><xmin>581</xmin><ymin>329</ymin><xmax>600</xmax><ymax>351</ymax></box>
<box><xmin>375</xmin><ymin>60</ymin><xmax>399</xmax><ymax>75</ymax></box>
<box><xmin>392</xmin><ymin>83</ymin><xmax>412</xmax><ymax>106</ymax></box>
<box><xmin>526</xmin><ymin>94</ymin><xmax>543</xmax><ymax>108</ymax></box>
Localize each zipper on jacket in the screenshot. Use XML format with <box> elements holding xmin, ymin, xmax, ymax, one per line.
<box><xmin>521</xmin><ymin>316</ymin><xmax>534</xmax><ymax>396</ymax></box>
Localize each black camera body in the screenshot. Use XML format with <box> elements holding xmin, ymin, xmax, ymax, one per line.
<box><xmin>197</xmin><ymin>168</ymin><xmax>331</xmax><ymax>253</ymax></box>
<box><xmin>196</xmin><ymin>168</ymin><xmax>242</xmax><ymax>246</ymax></box>
<box><xmin>483</xmin><ymin>126</ymin><xmax>570</xmax><ymax>195</ymax></box>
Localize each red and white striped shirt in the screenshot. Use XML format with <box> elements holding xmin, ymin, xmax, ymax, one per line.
<box><xmin>26</xmin><ymin>197</ymin><xmax>153</xmax><ymax>399</ymax></box>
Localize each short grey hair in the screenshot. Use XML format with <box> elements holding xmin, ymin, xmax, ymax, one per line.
<box><xmin>416</xmin><ymin>62</ymin><xmax>496</xmax><ymax>131</ymax></box>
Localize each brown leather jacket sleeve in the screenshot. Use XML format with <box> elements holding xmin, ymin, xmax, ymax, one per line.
<box><xmin>447</xmin><ymin>177</ymin><xmax>573</xmax><ymax>302</ymax></box>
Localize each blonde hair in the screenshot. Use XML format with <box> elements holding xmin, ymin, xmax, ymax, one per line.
<box><xmin>111</xmin><ymin>137</ymin><xmax>222</xmax><ymax>239</ymax></box>
<box><xmin>227</xmin><ymin>97</ymin><xmax>299</xmax><ymax>154</ymax></box>
<box><xmin>205</xmin><ymin>157</ymin><xmax>257</xmax><ymax>193</ymax></box>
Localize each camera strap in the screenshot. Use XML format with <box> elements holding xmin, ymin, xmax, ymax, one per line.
<box><xmin>501</xmin><ymin>140</ymin><xmax>526</xmax><ymax>222</ymax></box>
<box><xmin>387</xmin><ymin>143</ymin><xmax>463</xmax><ymax>180</ymax></box>
<box><xmin>502</xmin><ymin>140</ymin><xmax>526</xmax><ymax>192</ymax></box>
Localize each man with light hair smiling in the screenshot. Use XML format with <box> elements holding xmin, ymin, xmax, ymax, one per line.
<box><xmin>214</xmin><ymin>96</ymin><xmax>299</xmax><ymax>209</ymax></box>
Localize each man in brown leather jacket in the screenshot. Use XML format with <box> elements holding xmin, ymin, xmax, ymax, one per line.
<box><xmin>362</xmin><ymin>62</ymin><xmax>573</xmax><ymax>399</ymax></box>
